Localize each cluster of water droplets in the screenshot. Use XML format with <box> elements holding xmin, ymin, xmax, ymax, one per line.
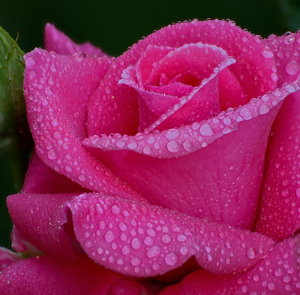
<box><xmin>68</xmin><ymin>193</ymin><xmax>274</xmax><ymax>278</ymax></box>
<box><xmin>84</xmin><ymin>79</ymin><xmax>298</xmax><ymax>159</ymax></box>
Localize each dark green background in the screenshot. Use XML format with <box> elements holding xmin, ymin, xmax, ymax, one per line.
<box><xmin>0</xmin><ymin>0</ymin><xmax>299</xmax><ymax>248</ymax></box>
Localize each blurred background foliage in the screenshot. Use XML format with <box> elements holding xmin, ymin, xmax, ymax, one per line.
<box><xmin>0</xmin><ymin>0</ymin><xmax>299</xmax><ymax>248</ymax></box>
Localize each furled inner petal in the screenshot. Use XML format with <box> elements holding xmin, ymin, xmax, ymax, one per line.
<box><xmin>44</xmin><ymin>23</ymin><xmax>109</xmax><ymax>57</ymax></box>
<box><xmin>66</xmin><ymin>193</ymin><xmax>274</xmax><ymax>278</ymax></box>
<box><xmin>87</xmin><ymin>20</ymin><xmax>278</xmax><ymax>138</ymax></box>
<box><xmin>119</xmin><ymin>43</ymin><xmax>235</xmax><ymax>132</ymax></box>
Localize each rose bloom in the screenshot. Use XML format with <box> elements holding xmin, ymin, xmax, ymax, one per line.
<box><xmin>1</xmin><ymin>19</ymin><xmax>300</xmax><ymax>294</ymax></box>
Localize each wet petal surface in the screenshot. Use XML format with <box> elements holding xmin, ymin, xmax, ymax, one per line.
<box><xmin>23</xmin><ymin>48</ymin><xmax>141</xmax><ymax>200</ymax></box>
<box><xmin>67</xmin><ymin>193</ymin><xmax>274</xmax><ymax>277</ymax></box>
<box><xmin>159</xmin><ymin>235</ymin><xmax>300</xmax><ymax>295</ymax></box>
<box><xmin>44</xmin><ymin>23</ymin><xmax>109</xmax><ymax>57</ymax></box>
<box><xmin>0</xmin><ymin>255</ymin><xmax>154</xmax><ymax>295</ymax></box>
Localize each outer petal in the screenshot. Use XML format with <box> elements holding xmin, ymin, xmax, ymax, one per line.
<box><xmin>23</xmin><ymin>148</ymin><xmax>88</xmax><ymax>194</ymax></box>
<box><xmin>256</xmin><ymin>92</ymin><xmax>300</xmax><ymax>240</ymax></box>
<box><xmin>66</xmin><ymin>193</ymin><xmax>274</xmax><ymax>278</ymax></box>
<box><xmin>84</xmin><ymin>82</ymin><xmax>298</xmax><ymax>229</ymax></box>
<box><xmin>7</xmin><ymin>193</ymin><xmax>78</xmax><ymax>261</ymax></box>
<box><xmin>159</xmin><ymin>235</ymin><xmax>300</xmax><ymax>295</ymax></box>
<box><xmin>0</xmin><ymin>255</ymin><xmax>155</xmax><ymax>295</ymax></box>
<box><xmin>23</xmin><ymin>48</ymin><xmax>142</xmax><ymax>200</ymax></box>
<box><xmin>0</xmin><ymin>248</ymin><xmax>20</xmax><ymax>272</ymax></box>
<box><xmin>255</xmin><ymin>31</ymin><xmax>300</xmax><ymax>241</ymax></box>
<box><xmin>263</xmin><ymin>31</ymin><xmax>300</xmax><ymax>87</ymax></box>
<box><xmin>44</xmin><ymin>23</ymin><xmax>109</xmax><ymax>57</ymax></box>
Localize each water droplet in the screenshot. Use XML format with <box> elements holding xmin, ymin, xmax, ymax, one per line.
<box><xmin>267</xmin><ymin>282</ymin><xmax>275</xmax><ymax>290</ymax></box>
<box><xmin>177</xmin><ymin>234</ymin><xmax>187</xmax><ymax>242</ymax></box>
<box><xmin>131</xmin><ymin>238</ymin><xmax>141</xmax><ymax>249</ymax></box>
<box><xmin>45</xmin><ymin>88</ymin><xmax>52</xmax><ymax>96</ymax></box>
<box><xmin>85</xmin><ymin>240</ymin><xmax>92</xmax><ymax>248</ymax></box>
<box><xmin>104</xmin><ymin>231</ymin><xmax>115</xmax><ymax>242</ymax></box>
<box><xmin>47</xmin><ymin>150</ymin><xmax>56</xmax><ymax>160</ymax></box>
<box><xmin>165</xmin><ymin>129</ymin><xmax>179</xmax><ymax>140</ymax></box>
<box><xmin>183</xmin><ymin>140</ymin><xmax>192</xmax><ymax>152</ymax></box>
<box><xmin>143</xmin><ymin>146</ymin><xmax>152</xmax><ymax>155</ymax></box>
<box><xmin>165</xmin><ymin>253</ymin><xmax>178</xmax><ymax>266</ymax></box>
<box><xmin>111</xmin><ymin>205</ymin><xmax>120</xmax><ymax>214</ymax></box>
<box><xmin>119</xmin><ymin>222</ymin><xmax>128</xmax><ymax>231</ymax></box>
<box><xmin>78</xmin><ymin>175</ymin><xmax>86</xmax><ymax>182</ymax></box>
<box><xmin>200</xmin><ymin>124</ymin><xmax>213</xmax><ymax>136</ymax></box>
<box><xmin>121</xmin><ymin>245</ymin><xmax>130</xmax><ymax>255</ymax></box>
<box><xmin>247</xmin><ymin>248</ymin><xmax>256</xmax><ymax>259</ymax></box>
<box><xmin>144</xmin><ymin>236</ymin><xmax>153</xmax><ymax>246</ymax></box>
<box><xmin>131</xmin><ymin>257</ymin><xmax>141</xmax><ymax>266</ymax></box>
<box><xmin>117</xmin><ymin>258</ymin><xmax>124</xmax><ymax>265</ymax></box>
<box><xmin>261</xmin><ymin>48</ymin><xmax>274</xmax><ymax>58</ymax></box>
<box><xmin>180</xmin><ymin>246</ymin><xmax>188</xmax><ymax>255</ymax></box>
<box><xmin>240</xmin><ymin>108</ymin><xmax>252</xmax><ymax>120</ymax></box>
<box><xmin>128</xmin><ymin>142</ymin><xmax>137</xmax><ymax>150</ymax></box>
<box><xmin>25</xmin><ymin>57</ymin><xmax>36</xmax><ymax>67</ymax></box>
<box><xmin>286</xmin><ymin>60</ymin><xmax>300</xmax><ymax>75</ymax></box>
<box><xmin>162</xmin><ymin>234</ymin><xmax>171</xmax><ymax>244</ymax></box>
<box><xmin>147</xmin><ymin>246</ymin><xmax>161</xmax><ymax>258</ymax></box>
<box><xmin>284</xmin><ymin>33</ymin><xmax>295</xmax><ymax>44</ymax></box>
<box><xmin>52</xmin><ymin>119</ymin><xmax>58</xmax><ymax>126</ymax></box>
<box><xmin>147</xmin><ymin>229</ymin><xmax>156</xmax><ymax>237</ymax></box>
<box><xmin>167</xmin><ymin>141</ymin><xmax>180</xmax><ymax>153</ymax></box>
<box><xmin>259</xmin><ymin>105</ymin><xmax>269</xmax><ymax>114</ymax></box>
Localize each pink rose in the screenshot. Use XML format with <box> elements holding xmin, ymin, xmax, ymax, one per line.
<box><xmin>1</xmin><ymin>20</ymin><xmax>300</xmax><ymax>294</ymax></box>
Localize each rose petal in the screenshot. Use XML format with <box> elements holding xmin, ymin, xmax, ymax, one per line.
<box><xmin>7</xmin><ymin>193</ymin><xmax>78</xmax><ymax>261</ymax></box>
<box><xmin>10</xmin><ymin>226</ymin><xmax>44</xmax><ymax>256</ymax></box>
<box><xmin>84</xmin><ymin>82</ymin><xmax>298</xmax><ymax>229</ymax></box>
<box><xmin>159</xmin><ymin>235</ymin><xmax>300</xmax><ymax>294</ymax></box>
<box><xmin>87</xmin><ymin>19</ymin><xmax>277</xmax><ymax>137</ymax></box>
<box><xmin>23</xmin><ymin>48</ymin><xmax>142</xmax><ymax>200</ymax></box>
<box><xmin>44</xmin><ymin>23</ymin><xmax>108</xmax><ymax>57</ymax></box>
<box><xmin>0</xmin><ymin>247</ymin><xmax>20</xmax><ymax>272</ymax></box>
<box><xmin>0</xmin><ymin>255</ymin><xmax>154</xmax><ymax>295</ymax></box>
<box><xmin>66</xmin><ymin>193</ymin><xmax>274</xmax><ymax>278</ymax></box>
<box><xmin>264</xmin><ymin>31</ymin><xmax>300</xmax><ymax>86</ymax></box>
<box><xmin>256</xmin><ymin>91</ymin><xmax>300</xmax><ymax>241</ymax></box>
<box><xmin>120</xmin><ymin>43</ymin><xmax>234</xmax><ymax>131</ymax></box>
<box><xmin>23</xmin><ymin>148</ymin><xmax>88</xmax><ymax>194</ymax></box>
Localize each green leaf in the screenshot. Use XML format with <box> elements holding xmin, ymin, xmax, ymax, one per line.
<box><xmin>0</xmin><ymin>27</ymin><xmax>33</xmax><ymax>248</ymax></box>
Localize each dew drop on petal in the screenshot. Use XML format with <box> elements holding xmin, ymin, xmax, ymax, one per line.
<box><xmin>104</xmin><ymin>231</ymin><xmax>115</xmax><ymax>242</ymax></box>
<box><xmin>131</xmin><ymin>238</ymin><xmax>142</xmax><ymax>249</ymax></box>
<box><xmin>147</xmin><ymin>246</ymin><xmax>161</xmax><ymax>258</ymax></box>
<box><xmin>111</xmin><ymin>205</ymin><xmax>120</xmax><ymax>214</ymax></box>
<box><xmin>165</xmin><ymin>129</ymin><xmax>179</xmax><ymax>140</ymax></box>
<box><xmin>165</xmin><ymin>253</ymin><xmax>178</xmax><ymax>266</ymax></box>
<box><xmin>261</xmin><ymin>48</ymin><xmax>274</xmax><ymax>58</ymax></box>
<box><xmin>247</xmin><ymin>248</ymin><xmax>256</xmax><ymax>259</ymax></box>
<box><xmin>200</xmin><ymin>124</ymin><xmax>213</xmax><ymax>136</ymax></box>
<box><xmin>167</xmin><ymin>141</ymin><xmax>180</xmax><ymax>153</ymax></box>
<box><xmin>131</xmin><ymin>257</ymin><xmax>141</xmax><ymax>266</ymax></box>
<box><xmin>47</xmin><ymin>150</ymin><xmax>57</xmax><ymax>160</ymax></box>
<box><xmin>286</xmin><ymin>60</ymin><xmax>300</xmax><ymax>76</ymax></box>
<box><xmin>121</xmin><ymin>245</ymin><xmax>130</xmax><ymax>255</ymax></box>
